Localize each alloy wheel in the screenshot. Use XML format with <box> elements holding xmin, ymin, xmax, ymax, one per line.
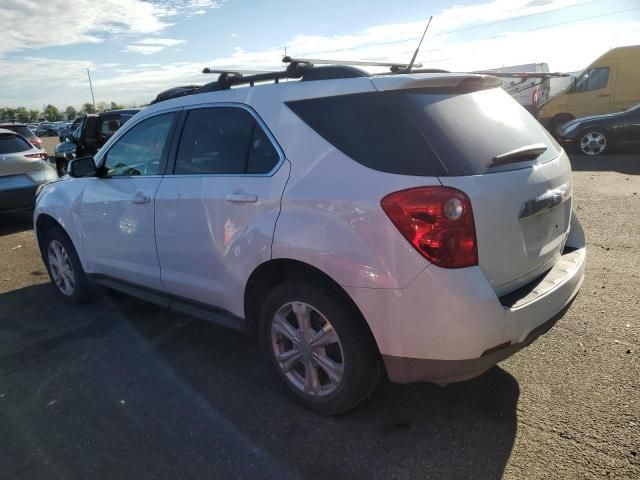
<box><xmin>47</xmin><ymin>240</ymin><xmax>75</xmax><ymax>295</ymax></box>
<box><xmin>271</xmin><ymin>301</ymin><xmax>345</xmax><ymax>397</ymax></box>
<box><xmin>580</xmin><ymin>131</ymin><xmax>607</xmax><ymax>155</ymax></box>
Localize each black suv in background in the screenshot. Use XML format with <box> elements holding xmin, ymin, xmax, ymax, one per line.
<box><xmin>53</xmin><ymin>109</ymin><xmax>139</xmax><ymax>176</ymax></box>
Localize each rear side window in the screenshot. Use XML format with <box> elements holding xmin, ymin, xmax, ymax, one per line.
<box><xmin>0</xmin><ymin>134</ymin><xmax>32</xmax><ymax>154</ymax></box>
<box><xmin>287</xmin><ymin>87</ymin><xmax>559</xmax><ymax>176</ymax></box>
<box><xmin>175</xmin><ymin>107</ymin><xmax>280</xmax><ymax>175</ymax></box>
<box><xmin>5</xmin><ymin>126</ymin><xmax>35</xmax><ymax>139</ymax></box>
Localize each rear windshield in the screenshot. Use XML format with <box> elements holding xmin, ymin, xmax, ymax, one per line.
<box><xmin>286</xmin><ymin>87</ymin><xmax>559</xmax><ymax>176</ymax></box>
<box><xmin>2</xmin><ymin>125</ymin><xmax>35</xmax><ymax>139</ymax></box>
<box><xmin>0</xmin><ymin>134</ymin><xmax>32</xmax><ymax>154</ymax></box>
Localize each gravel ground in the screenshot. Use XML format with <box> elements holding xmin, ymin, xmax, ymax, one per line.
<box><xmin>0</xmin><ymin>153</ymin><xmax>638</xmax><ymax>479</ymax></box>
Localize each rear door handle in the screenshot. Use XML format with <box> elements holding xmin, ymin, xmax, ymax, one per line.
<box><xmin>129</xmin><ymin>191</ymin><xmax>151</xmax><ymax>204</ymax></box>
<box><xmin>226</xmin><ymin>193</ymin><xmax>258</xmax><ymax>203</ymax></box>
<box><xmin>597</xmin><ymin>93</ymin><xmax>610</xmax><ymax>97</ymax></box>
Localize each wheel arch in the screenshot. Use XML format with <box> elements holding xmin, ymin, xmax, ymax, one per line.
<box><xmin>244</xmin><ymin>258</ymin><xmax>382</xmax><ymax>354</ymax></box>
<box><xmin>35</xmin><ymin>214</ymin><xmax>78</xmax><ymax>261</ymax></box>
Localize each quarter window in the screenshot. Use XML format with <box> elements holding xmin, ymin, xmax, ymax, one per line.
<box><xmin>574</xmin><ymin>67</ymin><xmax>609</xmax><ymax>92</ymax></box>
<box><xmin>174</xmin><ymin>107</ymin><xmax>279</xmax><ymax>175</ymax></box>
<box><xmin>103</xmin><ymin>113</ymin><xmax>175</xmax><ymax>177</ymax></box>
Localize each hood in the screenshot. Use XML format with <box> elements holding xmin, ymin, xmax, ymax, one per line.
<box><xmin>565</xmin><ymin>110</ymin><xmax>625</xmax><ymax>127</ymax></box>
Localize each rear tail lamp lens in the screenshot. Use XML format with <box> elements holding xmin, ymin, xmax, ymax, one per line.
<box><xmin>25</xmin><ymin>152</ymin><xmax>48</xmax><ymax>160</ymax></box>
<box><xmin>381</xmin><ymin>186</ymin><xmax>478</xmax><ymax>268</ymax></box>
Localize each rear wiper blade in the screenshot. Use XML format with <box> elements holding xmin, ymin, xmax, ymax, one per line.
<box><xmin>491</xmin><ymin>143</ymin><xmax>547</xmax><ymax>167</ymax></box>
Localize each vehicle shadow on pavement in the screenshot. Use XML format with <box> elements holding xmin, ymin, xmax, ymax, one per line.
<box><xmin>0</xmin><ymin>284</ymin><xmax>519</xmax><ymax>480</ymax></box>
<box><xmin>570</xmin><ymin>153</ymin><xmax>640</xmax><ymax>175</ymax></box>
<box><xmin>0</xmin><ymin>211</ymin><xmax>33</xmax><ymax>237</ymax></box>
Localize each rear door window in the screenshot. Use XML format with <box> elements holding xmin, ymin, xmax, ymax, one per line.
<box><xmin>174</xmin><ymin>107</ymin><xmax>280</xmax><ymax>175</ymax></box>
<box><xmin>0</xmin><ymin>134</ymin><xmax>32</xmax><ymax>154</ymax></box>
<box><xmin>287</xmin><ymin>87</ymin><xmax>559</xmax><ymax>176</ymax></box>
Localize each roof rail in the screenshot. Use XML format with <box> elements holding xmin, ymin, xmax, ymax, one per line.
<box><xmin>150</xmin><ymin>55</ymin><xmax>428</xmax><ymax>104</ymax></box>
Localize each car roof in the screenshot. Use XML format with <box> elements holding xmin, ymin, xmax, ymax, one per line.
<box><xmin>98</xmin><ymin>108</ymin><xmax>140</xmax><ymax>117</ymax></box>
<box><xmin>0</xmin><ymin>123</ymin><xmax>28</xmax><ymax>127</ymax></box>
<box><xmin>0</xmin><ymin>127</ymin><xmax>20</xmax><ymax>135</ymax></box>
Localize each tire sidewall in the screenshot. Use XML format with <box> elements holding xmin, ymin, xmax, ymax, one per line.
<box><xmin>259</xmin><ymin>282</ymin><xmax>381</xmax><ymax>415</ymax></box>
<box><xmin>43</xmin><ymin>228</ymin><xmax>91</xmax><ymax>303</ymax></box>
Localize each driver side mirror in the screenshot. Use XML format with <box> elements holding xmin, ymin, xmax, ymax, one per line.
<box><xmin>64</xmin><ymin>135</ymin><xmax>74</xmax><ymax>143</ymax></box>
<box><xmin>68</xmin><ymin>156</ymin><xmax>97</xmax><ymax>178</ymax></box>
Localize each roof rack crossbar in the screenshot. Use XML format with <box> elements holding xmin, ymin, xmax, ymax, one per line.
<box><xmin>282</xmin><ymin>56</ymin><xmax>422</xmax><ymax>71</ymax></box>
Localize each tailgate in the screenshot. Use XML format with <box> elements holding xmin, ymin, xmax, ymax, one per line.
<box><xmin>441</xmin><ymin>152</ymin><xmax>572</xmax><ymax>295</ymax></box>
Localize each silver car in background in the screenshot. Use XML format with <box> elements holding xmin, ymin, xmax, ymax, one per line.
<box><xmin>0</xmin><ymin>128</ymin><xmax>57</xmax><ymax>213</ymax></box>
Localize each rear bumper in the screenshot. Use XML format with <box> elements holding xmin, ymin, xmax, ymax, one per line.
<box><xmin>0</xmin><ymin>186</ymin><xmax>38</xmax><ymax>212</ymax></box>
<box><xmin>345</xmin><ymin>216</ymin><xmax>586</xmax><ymax>384</ymax></box>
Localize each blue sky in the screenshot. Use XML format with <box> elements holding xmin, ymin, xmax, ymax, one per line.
<box><xmin>0</xmin><ymin>0</ymin><xmax>638</xmax><ymax>108</ymax></box>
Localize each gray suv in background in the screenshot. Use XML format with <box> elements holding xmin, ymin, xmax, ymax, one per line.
<box><xmin>0</xmin><ymin>128</ymin><xmax>57</xmax><ymax>213</ymax></box>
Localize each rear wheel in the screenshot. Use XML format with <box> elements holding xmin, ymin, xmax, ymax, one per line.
<box><xmin>43</xmin><ymin>227</ymin><xmax>92</xmax><ymax>303</ymax></box>
<box><xmin>579</xmin><ymin>128</ymin><xmax>608</xmax><ymax>155</ymax></box>
<box><xmin>549</xmin><ymin>114</ymin><xmax>574</xmax><ymax>138</ymax></box>
<box><xmin>259</xmin><ymin>282</ymin><xmax>382</xmax><ymax>415</ymax></box>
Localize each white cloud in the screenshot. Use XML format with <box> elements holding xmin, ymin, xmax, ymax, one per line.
<box><xmin>1</xmin><ymin>0</ymin><xmax>638</xmax><ymax>108</ymax></box>
<box><xmin>125</xmin><ymin>37</ymin><xmax>186</xmax><ymax>54</ymax></box>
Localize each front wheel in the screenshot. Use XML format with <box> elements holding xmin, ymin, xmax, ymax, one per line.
<box><xmin>259</xmin><ymin>282</ymin><xmax>382</xmax><ymax>415</ymax></box>
<box><xmin>43</xmin><ymin>227</ymin><xmax>92</xmax><ymax>303</ymax></box>
<box><xmin>579</xmin><ymin>129</ymin><xmax>608</xmax><ymax>155</ymax></box>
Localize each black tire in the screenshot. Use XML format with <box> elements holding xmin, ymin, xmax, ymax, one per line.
<box><xmin>259</xmin><ymin>281</ymin><xmax>383</xmax><ymax>415</ymax></box>
<box><xmin>549</xmin><ymin>114</ymin><xmax>574</xmax><ymax>138</ymax></box>
<box><xmin>577</xmin><ymin>128</ymin><xmax>609</xmax><ymax>156</ymax></box>
<box><xmin>57</xmin><ymin>159</ymin><xmax>68</xmax><ymax>177</ymax></box>
<box><xmin>42</xmin><ymin>227</ymin><xmax>92</xmax><ymax>304</ymax></box>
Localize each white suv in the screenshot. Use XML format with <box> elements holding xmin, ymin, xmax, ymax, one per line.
<box><xmin>34</xmin><ymin>62</ymin><xmax>586</xmax><ymax>414</ymax></box>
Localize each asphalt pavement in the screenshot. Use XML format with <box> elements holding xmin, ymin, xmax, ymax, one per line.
<box><xmin>0</xmin><ymin>153</ymin><xmax>638</xmax><ymax>479</ymax></box>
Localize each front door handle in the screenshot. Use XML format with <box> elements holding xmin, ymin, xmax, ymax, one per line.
<box><xmin>226</xmin><ymin>193</ymin><xmax>258</xmax><ymax>203</ymax></box>
<box><xmin>597</xmin><ymin>93</ymin><xmax>610</xmax><ymax>97</ymax></box>
<box><xmin>130</xmin><ymin>191</ymin><xmax>151</xmax><ymax>204</ymax></box>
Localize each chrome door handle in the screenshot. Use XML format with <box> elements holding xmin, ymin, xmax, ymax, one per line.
<box><xmin>226</xmin><ymin>193</ymin><xmax>258</xmax><ymax>203</ymax></box>
<box><xmin>130</xmin><ymin>192</ymin><xmax>151</xmax><ymax>204</ymax></box>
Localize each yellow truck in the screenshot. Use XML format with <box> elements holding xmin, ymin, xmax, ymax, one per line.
<box><xmin>538</xmin><ymin>45</ymin><xmax>640</xmax><ymax>134</ymax></box>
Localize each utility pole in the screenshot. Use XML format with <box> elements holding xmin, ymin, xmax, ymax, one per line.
<box><xmin>87</xmin><ymin>69</ymin><xmax>96</xmax><ymax>109</ymax></box>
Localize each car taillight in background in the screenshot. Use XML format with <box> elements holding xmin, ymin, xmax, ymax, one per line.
<box><xmin>25</xmin><ymin>152</ymin><xmax>48</xmax><ymax>161</ymax></box>
<box><xmin>381</xmin><ymin>186</ymin><xmax>478</xmax><ymax>268</ymax></box>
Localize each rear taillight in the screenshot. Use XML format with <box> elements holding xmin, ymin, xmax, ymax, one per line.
<box><xmin>381</xmin><ymin>186</ymin><xmax>478</xmax><ymax>268</ymax></box>
<box><xmin>32</xmin><ymin>137</ymin><xmax>42</xmax><ymax>147</ymax></box>
<box><xmin>25</xmin><ymin>152</ymin><xmax>48</xmax><ymax>161</ymax></box>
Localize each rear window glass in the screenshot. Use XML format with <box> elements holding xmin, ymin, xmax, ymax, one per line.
<box><xmin>286</xmin><ymin>87</ymin><xmax>559</xmax><ymax>176</ymax></box>
<box><xmin>0</xmin><ymin>134</ymin><xmax>32</xmax><ymax>154</ymax></box>
<box><xmin>4</xmin><ymin>126</ymin><xmax>35</xmax><ymax>139</ymax></box>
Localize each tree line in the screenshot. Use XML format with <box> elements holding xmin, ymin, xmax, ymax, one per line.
<box><xmin>0</xmin><ymin>101</ymin><xmax>130</xmax><ymax>123</ymax></box>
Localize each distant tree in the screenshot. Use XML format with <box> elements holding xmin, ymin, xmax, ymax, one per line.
<box><xmin>95</xmin><ymin>101</ymin><xmax>109</xmax><ymax>113</ymax></box>
<box><xmin>81</xmin><ymin>102</ymin><xmax>96</xmax><ymax>114</ymax></box>
<box><xmin>110</xmin><ymin>101</ymin><xmax>124</xmax><ymax>110</ymax></box>
<box><xmin>15</xmin><ymin>106</ymin><xmax>30</xmax><ymax>123</ymax></box>
<box><xmin>65</xmin><ymin>105</ymin><xmax>77</xmax><ymax>120</ymax></box>
<box><xmin>2</xmin><ymin>107</ymin><xmax>16</xmax><ymax>122</ymax></box>
<box><xmin>43</xmin><ymin>104</ymin><xmax>62</xmax><ymax>121</ymax></box>
<box><xmin>28</xmin><ymin>109</ymin><xmax>40</xmax><ymax>122</ymax></box>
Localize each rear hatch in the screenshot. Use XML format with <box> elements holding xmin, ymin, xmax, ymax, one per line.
<box><xmin>0</xmin><ymin>133</ymin><xmax>44</xmax><ymax>189</ymax></box>
<box><xmin>289</xmin><ymin>74</ymin><xmax>572</xmax><ymax>296</ymax></box>
<box><xmin>383</xmin><ymin>83</ymin><xmax>572</xmax><ymax>295</ymax></box>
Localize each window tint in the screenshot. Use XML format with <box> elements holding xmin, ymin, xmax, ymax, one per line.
<box><xmin>0</xmin><ymin>134</ymin><xmax>32</xmax><ymax>154</ymax></box>
<box><xmin>287</xmin><ymin>87</ymin><xmax>559</xmax><ymax>176</ymax></box>
<box><xmin>175</xmin><ymin>107</ymin><xmax>279</xmax><ymax>175</ymax></box>
<box><xmin>5</xmin><ymin>126</ymin><xmax>35</xmax><ymax>139</ymax></box>
<box><xmin>575</xmin><ymin>67</ymin><xmax>609</xmax><ymax>92</ymax></box>
<box><xmin>104</xmin><ymin>113</ymin><xmax>174</xmax><ymax>177</ymax></box>
<box><xmin>247</xmin><ymin>123</ymin><xmax>280</xmax><ymax>174</ymax></box>
<box><xmin>287</xmin><ymin>92</ymin><xmax>444</xmax><ymax>176</ymax></box>
<box><xmin>100</xmin><ymin>116</ymin><xmax>123</xmax><ymax>139</ymax></box>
